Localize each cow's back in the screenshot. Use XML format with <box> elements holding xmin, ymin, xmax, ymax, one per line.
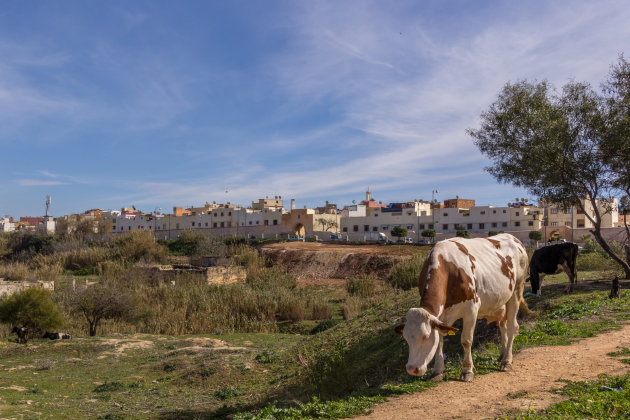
<box><xmin>437</xmin><ymin>234</ymin><xmax>528</xmax><ymax>316</ymax></box>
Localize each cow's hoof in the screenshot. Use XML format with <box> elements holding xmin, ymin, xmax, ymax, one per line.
<box><xmin>459</xmin><ymin>371</ymin><xmax>474</xmax><ymax>382</ymax></box>
<box><xmin>429</xmin><ymin>372</ymin><xmax>444</xmax><ymax>382</ymax></box>
<box><xmin>500</xmin><ymin>362</ymin><xmax>512</xmax><ymax>372</ymax></box>
<box><xmin>497</xmin><ymin>353</ymin><xmax>505</xmax><ymax>363</ymax></box>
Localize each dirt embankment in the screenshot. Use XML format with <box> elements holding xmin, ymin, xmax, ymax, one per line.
<box><xmin>259</xmin><ymin>242</ymin><xmax>415</xmax><ymax>280</ymax></box>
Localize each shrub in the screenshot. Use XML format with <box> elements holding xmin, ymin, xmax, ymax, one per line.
<box><xmin>0</xmin><ymin>287</ymin><xmax>64</xmax><ymax>333</ymax></box>
<box><xmin>35</xmin><ymin>263</ymin><xmax>63</xmax><ymax>283</ymax></box>
<box><xmin>345</xmin><ymin>275</ymin><xmax>376</xmax><ymax>297</ymax></box>
<box><xmin>246</xmin><ymin>266</ymin><xmax>296</xmax><ymax>290</ymax></box>
<box><xmin>232</xmin><ymin>245</ymin><xmax>263</xmax><ymax>269</ymax></box>
<box><xmin>341</xmin><ymin>297</ymin><xmax>364</xmax><ymax>320</ymax></box>
<box><xmin>456</xmin><ymin>229</ymin><xmax>470</xmax><ymax>238</ymax></box>
<box><xmin>112</xmin><ymin>231</ymin><xmax>166</xmax><ymax>263</ymax></box>
<box><xmin>488</xmin><ymin>230</ymin><xmax>504</xmax><ymax>237</ymax></box>
<box><xmin>277</xmin><ymin>296</ymin><xmax>306</xmax><ymax>322</ymax></box>
<box><xmin>0</xmin><ymin>262</ymin><xmax>30</xmax><ymax>281</ymax></box>
<box><xmin>388</xmin><ymin>258</ymin><xmax>423</xmax><ymax>290</ymax></box>
<box><xmin>310</xmin><ymin>301</ymin><xmax>333</xmax><ymax>320</ymax></box>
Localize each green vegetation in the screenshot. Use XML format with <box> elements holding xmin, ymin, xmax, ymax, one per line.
<box><xmin>390</xmin><ymin>226</ymin><xmax>408</xmax><ymax>242</ymax></box>
<box><xmin>456</xmin><ymin>229</ymin><xmax>470</xmax><ymax>238</ymax></box>
<box><xmin>0</xmin><ymin>287</ymin><xmax>63</xmax><ymax>333</ymax></box>
<box><xmin>388</xmin><ymin>257</ymin><xmax>424</xmax><ymax>290</ymax></box>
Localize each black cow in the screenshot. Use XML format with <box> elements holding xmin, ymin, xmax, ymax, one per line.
<box><xmin>43</xmin><ymin>332</ymin><xmax>71</xmax><ymax>340</ymax></box>
<box><xmin>528</xmin><ymin>242</ymin><xmax>579</xmax><ymax>296</ymax></box>
<box><xmin>11</xmin><ymin>326</ymin><xmax>28</xmax><ymax>344</ymax></box>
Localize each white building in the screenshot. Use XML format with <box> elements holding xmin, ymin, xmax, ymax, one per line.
<box><xmin>0</xmin><ymin>217</ymin><xmax>15</xmax><ymax>233</ymax></box>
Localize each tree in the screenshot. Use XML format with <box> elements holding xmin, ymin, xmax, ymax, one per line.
<box><xmin>390</xmin><ymin>226</ymin><xmax>408</xmax><ymax>242</ymax></box>
<box><xmin>0</xmin><ymin>288</ymin><xmax>63</xmax><ymax>333</ymax></box>
<box><xmin>468</xmin><ymin>58</ymin><xmax>630</xmax><ymax>278</ymax></box>
<box><xmin>456</xmin><ymin>229</ymin><xmax>470</xmax><ymax>238</ymax></box>
<box><xmin>66</xmin><ymin>282</ymin><xmax>136</xmax><ymax>336</ymax></box>
<box><xmin>316</xmin><ymin>217</ymin><xmax>338</xmax><ymax>232</ymax></box>
<box><xmin>421</xmin><ymin>229</ymin><xmax>436</xmax><ymax>243</ymax></box>
<box><xmin>529</xmin><ymin>230</ymin><xmax>543</xmax><ymax>247</ymax></box>
<box><xmin>488</xmin><ymin>230</ymin><xmax>504</xmax><ymax>237</ymax></box>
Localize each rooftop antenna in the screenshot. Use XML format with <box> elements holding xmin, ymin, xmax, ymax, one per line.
<box><xmin>45</xmin><ymin>195</ymin><xmax>51</xmax><ymax>218</ymax></box>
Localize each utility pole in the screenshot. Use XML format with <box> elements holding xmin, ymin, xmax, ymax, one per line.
<box><xmin>432</xmin><ymin>189</ymin><xmax>438</xmax><ymax>243</ymax></box>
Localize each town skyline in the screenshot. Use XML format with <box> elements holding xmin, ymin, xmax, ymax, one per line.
<box><xmin>2</xmin><ymin>1</ymin><xmax>629</xmax><ymax>216</ymax></box>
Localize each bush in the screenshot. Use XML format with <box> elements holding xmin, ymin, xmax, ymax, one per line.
<box><xmin>112</xmin><ymin>231</ymin><xmax>166</xmax><ymax>263</ymax></box>
<box><xmin>277</xmin><ymin>296</ymin><xmax>306</xmax><ymax>322</ymax></box>
<box><xmin>232</xmin><ymin>245</ymin><xmax>263</xmax><ymax>269</ymax></box>
<box><xmin>488</xmin><ymin>230</ymin><xmax>504</xmax><ymax>237</ymax></box>
<box><xmin>456</xmin><ymin>229</ymin><xmax>470</xmax><ymax>238</ymax></box>
<box><xmin>0</xmin><ymin>288</ymin><xmax>64</xmax><ymax>333</ymax></box>
<box><xmin>345</xmin><ymin>275</ymin><xmax>376</xmax><ymax>297</ymax></box>
<box><xmin>311</xmin><ymin>301</ymin><xmax>333</xmax><ymax>320</ymax></box>
<box><xmin>341</xmin><ymin>297</ymin><xmax>364</xmax><ymax>320</ymax></box>
<box><xmin>388</xmin><ymin>258</ymin><xmax>423</xmax><ymax>290</ymax></box>
<box><xmin>0</xmin><ymin>262</ymin><xmax>30</xmax><ymax>281</ymax></box>
<box><xmin>246</xmin><ymin>266</ymin><xmax>297</xmax><ymax>290</ymax></box>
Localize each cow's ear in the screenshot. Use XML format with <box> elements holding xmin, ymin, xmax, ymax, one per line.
<box><xmin>394</xmin><ymin>324</ymin><xmax>405</xmax><ymax>335</ymax></box>
<box><xmin>430</xmin><ymin>319</ymin><xmax>458</xmax><ymax>335</ymax></box>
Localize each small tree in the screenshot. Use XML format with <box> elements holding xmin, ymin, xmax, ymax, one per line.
<box><xmin>529</xmin><ymin>230</ymin><xmax>543</xmax><ymax>247</ymax></box>
<box><xmin>0</xmin><ymin>288</ymin><xmax>63</xmax><ymax>333</ymax></box>
<box><xmin>390</xmin><ymin>226</ymin><xmax>408</xmax><ymax>242</ymax></box>
<box><xmin>67</xmin><ymin>282</ymin><xmax>136</xmax><ymax>336</ymax></box>
<box><xmin>487</xmin><ymin>230</ymin><xmax>504</xmax><ymax>237</ymax></box>
<box><xmin>456</xmin><ymin>229</ymin><xmax>470</xmax><ymax>238</ymax></box>
<box><xmin>421</xmin><ymin>229</ymin><xmax>436</xmax><ymax>243</ymax></box>
<box><xmin>316</xmin><ymin>217</ymin><xmax>338</xmax><ymax>232</ymax></box>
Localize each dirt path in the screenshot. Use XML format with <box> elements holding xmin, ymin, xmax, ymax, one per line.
<box><xmin>357</xmin><ymin>324</ymin><xmax>630</xmax><ymax>420</ymax></box>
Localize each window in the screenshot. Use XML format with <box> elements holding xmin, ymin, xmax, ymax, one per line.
<box><xmin>467</xmin><ymin>223</ymin><xmax>473</xmax><ymax>229</ymax></box>
<box><xmin>502</xmin><ymin>222</ymin><xmax>507</xmax><ymax>227</ymax></box>
<box><xmin>528</xmin><ymin>221</ymin><xmax>534</xmax><ymax>226</ymax></box>
<box><xmin>419</xmin><ymin>224</ymin><xmax>425</xmax><ymax>230</ymax></box>
<box><xmin>407</xmin><ymin>225</ymin><xmax>413</xmax><ymax>230</ymax></box>
<box><xmin>343</xmin><ymin>227</ymin><xmax>348</xmax><ymax>232</ymax></box>
<box><xmin>551</xmin><ymin>222</ymin><xmax>558</xmax><ymax>226</ymax></box>
<box><xmin>255</xmin><ymin>221</ymin><xmax>259</xmax><ymax>224</ymax></box>
<box><xmin>213</xmin><ymin>222</ymin><xmax>217</xmax><ymax>228</ymax></box>
<box><xmin>205</xmin><ymin>222</ymin><xmax>208</xmax><ymax>227</ymax></box>
<box><xmin>564</xmin><ymin>209</ymin><xmax>572</xmax><ymax>214</ymax></box>
<box><xmin>374</xmin><ymin>213</ymin><xmax>378</xmax><ymax>217</ymax></box>
<box><xmin>273</xmin><ymin>220</ymin><xmax>278</xmax><ymax>225</ymax></box>
<box><xmin>373</xmin><ymin>226</ymin><xmax>378</xmax><ymax>231</ymax></box>
<box><xmin>428</xmin><ymin>224</ymin><xmax>434</xmax><ymax>230</ymax></box>
<box><xmin>382</xmin><ymin>225</ymin><xmax>389</xmax><ymax>231</ymax></box>
<box><xmin>551</xmin><ymin>208</ymin><xmax>558</xmax><ymax>214</ymax></box>
<box><xmin>264</xmin><ymin>220</ymin><xmax>269</xmax><ymax>226</ymax></box>
<box><xmin>192</xmin><ymin>222</ymin><xmax>195</xmax><ymax>226</ymax></box>
<box><xmin>442</xmin><ymin>224</ymin><xmax>449</xmax><ymax>230</ymax></box>
<box><xmin>480</xmin><ymin>211</ymin><xmax>485</xmax><ymax>215</ymax></box>
<box><xmin>228</xmin><ymin>212</ymin><xmax>231</xmax><ymax>216</ymax></box>
<box><xmin>565</xmin><ymin>222</ymin><xmax>572</xmax><ymax>226</ymax></box>
<box><xmin>227</xmin><ymin>222</ymin><xmax>232</xmax><ymax>227</ymax></box>
<box><xmin>503</xmin><ymin>210</ymin><xmax>507</xmax><ymax>214</ymax></box>
<box><xmin>249</xmin><ymin>221</ymin><xmax>252</xmax><ymax>225</ymax></box>
<box><xmin>407</xmin><ymin>212</ymin><xmax>412</xmax><ymax>216</ymax></box>
<box><xmin>163</xmin><ymin>224</ymin><xmax>167</xmax><ymax>229</ymax></box>
<box><xmin>443</xmin><ymin>213</ymin><xmax>448</xmax><ymax>217</ymax></box>
<box><xmin>220</xmin><ymin>222</ymin><xmax>224</xmax><ymax>227</ymax></box>
<box><xmin>516</xmin><ymin>212</ymin><xmax>520</xmax><ymax>216</ymax></box>
<box><xmin>514</xmin><ymin>221</ymin><xmax>520</xmax><ymax>227</ymax></box>
<box><xmin>220</xmin><ymin>212</ymin><xmax>224</xmax><ymax>216</ymax></box>
<box><xmin>479</xmin><ymin>223</ymin><xmax>485</xmax><ymax>229</ymax></box>
<box><xmin>491</xmin><ymin>222</ymin><xmax>497</xmax><ymax>228</ymax></box>
<box><xmin>493</xmin><ymin>210</ymin><xmax>497</xmax><ymax>214</ymax></box>
<box><xmin>364</xmin><ymin>225</ymin><xmax>369</xmax><ymax>232</ymax></box>
<box><xmin>353</xmin><ymin>225</ymin><xmax>359</xmax><ymax>232</ymax></box>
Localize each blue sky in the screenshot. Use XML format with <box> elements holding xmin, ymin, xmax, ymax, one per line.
<box><xmin>1</xmin><ymin>1</ymin><xmax>629</xmax><ymax>217</ymax></box>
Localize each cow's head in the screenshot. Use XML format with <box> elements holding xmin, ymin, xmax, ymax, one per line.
<box><xmin>395</xmin><ymin>308</ymin><xmax>458</xmax><ymax>376</ymax></box>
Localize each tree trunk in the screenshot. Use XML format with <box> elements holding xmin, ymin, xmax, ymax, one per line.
<box><xmin>591</xmin><ymin>228</ymin><xmax>630</xmax><ymax>279</ymax></box>
<box><xmin>89</xmin><ymin>322</ymin><xmax>97</xmax><ymax>337</ymax></box>
<box><xmin>625</xmin><ymin>244</ymin><xmax>630</xmax><ymax>267</ymax></box>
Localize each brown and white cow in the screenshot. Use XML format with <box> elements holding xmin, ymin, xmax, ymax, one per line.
<box><xmin>395</xmin><ymin>233</ymin><xmax>528</xmax><ymax>382</ymax></box>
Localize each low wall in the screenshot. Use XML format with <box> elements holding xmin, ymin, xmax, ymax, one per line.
<box><xmin>0</xmin><ymin>279</ymin><xmax>55</xmax><ymax>299</ymax></box>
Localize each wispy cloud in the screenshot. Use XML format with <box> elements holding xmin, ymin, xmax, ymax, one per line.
<box><xmin>18</xmin><ymin>179</ymin><xmax>69</xmax><ymax>187</ymax></box>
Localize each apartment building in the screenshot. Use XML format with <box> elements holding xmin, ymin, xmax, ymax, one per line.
<box><xmin>0</xmin><ymin>217</ymin><xmax>14</xmax><ymax>232</ymax></box>
<box><xmin>543</xmin><ymin>198</ymin><xmax>619</xmax><ymax>229</ymax></box>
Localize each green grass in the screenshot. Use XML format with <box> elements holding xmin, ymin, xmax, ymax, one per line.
<box><xmin>507</xmin><ymin>374</ymin><xmax>630</xmax><ymax>419</ymax></box>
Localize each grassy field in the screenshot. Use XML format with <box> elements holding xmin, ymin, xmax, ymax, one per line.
<box><xmin>1</xmin><ymin>231</ymin><xmax>629</xmax><ymax>419</ymax></box>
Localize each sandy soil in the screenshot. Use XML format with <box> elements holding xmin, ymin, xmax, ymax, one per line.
<box><xmin>357</xmin><ymin>324</ymin><xmax>630</xmax><ymax>420</ymax></box>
